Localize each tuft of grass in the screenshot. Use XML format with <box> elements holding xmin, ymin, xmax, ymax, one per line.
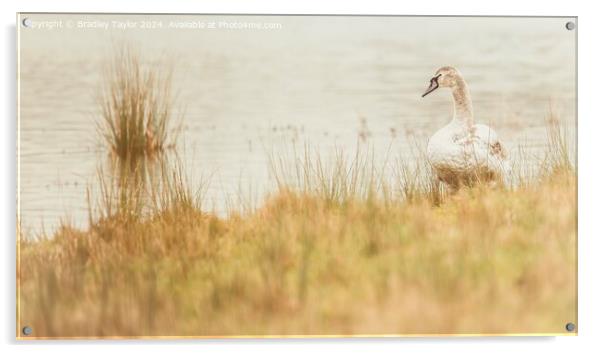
<box><xmin>85</xmin><ymin>154</ymin><xmax>205</xmax><ymax>242</ymax></box>
<box><xmin>98</xmin><ymin>46</ymin><xmax>178</xmax><ymax>160</ymax></box>
<box><xmin>509</xmin><ymin>113</ymin><xmax>575</xmax><ymax>188</ymax></box>
<box><xmin>19</xmin><ymin>119</ymin><xmax>576</xmax><ymax>337</ymax></box>
<box><xmin>269</xmin><ymin>143</ymin><xmax>389</xmax><ymax>206</ymax></box>
<box><xmin>541</xmin><ymin>112</ymin><xmax>574</xmax><ymax>176</ymax></box>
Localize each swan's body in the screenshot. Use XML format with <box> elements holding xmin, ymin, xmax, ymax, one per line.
<box><xmin>422</xmin><ymin>66</ymin><xmax>509</xmax><ymax>189</ymax></box>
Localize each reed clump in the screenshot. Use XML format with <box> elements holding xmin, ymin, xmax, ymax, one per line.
<box><xmin>19</xmin><ymin>120</ymin><xmax>576</xmax><ymax>337</ymax></box>
<box><xmin>98</xmin><ymin>47</ymin><xmax>177</xmax><ymax>160</ymax></box>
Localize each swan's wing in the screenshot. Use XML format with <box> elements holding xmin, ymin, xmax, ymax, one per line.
<box><xmin>474</xmin><ymin>123</ymin><xmax>512</xmax><ymax>185</ymax></box>
<box><xmin>473</xmin><ymin>124</ymin><xmax>507</xmax><ymax>160</ymax></box>
<box><xmin>490</xmin><ymin>140</ymin><xmax>508</xmax><ymax>160</ymax></box>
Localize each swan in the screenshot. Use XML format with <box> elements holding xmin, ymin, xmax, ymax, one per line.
<box><xmin>421</xmin><ymin>66</ymin><xmax>510</xmax><ymax>190</ymax></box>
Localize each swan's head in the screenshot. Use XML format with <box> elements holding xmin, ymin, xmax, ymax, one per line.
<box><xmin>422</xmin><ymin>66</ymin><xmax>462</xmax><ymax>97</ymax></box>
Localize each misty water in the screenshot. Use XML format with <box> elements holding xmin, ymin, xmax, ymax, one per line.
<box><xmin>18</xmin><ymin>15</ymin><xmax>576</xmax><ymax>234</ymax></box>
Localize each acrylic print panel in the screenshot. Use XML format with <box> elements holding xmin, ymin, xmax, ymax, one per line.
<box><xmin>16</xmin><ymin>13</ymin><xmax>577</xmax><ymax>338</ymax></box>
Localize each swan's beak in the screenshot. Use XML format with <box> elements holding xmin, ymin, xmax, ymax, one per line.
<box><xmin>422</xmin><ymin>75</ymin><xmax>440</xmax><ymax>97</ymax></box>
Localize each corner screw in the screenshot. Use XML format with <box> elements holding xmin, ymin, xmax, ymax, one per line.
<box><xmin>22</xmin><ymin>326</ymin><xmax>33</xmax><ymax>336</ymax></box>
<box><xmin>565</xmin><ymin>322</ymin><xmax>575</xmax><ymax>332</ymax></box>
<box><xmin>565</xmin><ymin>21</ymin><xmax>575</xmax><ymax>31</ymax></box>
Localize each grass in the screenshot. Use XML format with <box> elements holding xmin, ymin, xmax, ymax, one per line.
<box><xmin>98</xmin><ymin>46</ymin><xmax>178</xmax><ymax>160</ymax></box>
<box><xmin>18</xmin><ymin>118</ymin><xmax>577</xmax><ymax>337</ymax></box>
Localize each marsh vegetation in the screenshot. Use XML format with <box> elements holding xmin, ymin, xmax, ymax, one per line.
<box><xmin>98</xmin><ymin>46</ymin><xmax>178</xmax><ymax>160</ymax></box>
<box><xmin>17</xmin><ymin>47</ymin><xmax>576</xmax><ymax>337</ymax></box>
<box><xmin>19</xmin><ymin>120</ymin><xmax>576</xmax><ymax>336</ymax></box>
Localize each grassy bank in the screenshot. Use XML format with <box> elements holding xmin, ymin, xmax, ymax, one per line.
<box><xmin>18</xmin><ymin>159</ymin><xmax>576</xmax><ymax>337</ymax></box>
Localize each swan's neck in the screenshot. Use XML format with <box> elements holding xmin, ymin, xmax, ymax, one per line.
<box><xmin>450</xmin><ymin>79</ymin><xmax>474</xmax><ymax>129</ymax></box>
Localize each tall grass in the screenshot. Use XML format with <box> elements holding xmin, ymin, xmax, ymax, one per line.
<box><xmin>18</xmin><ymin>119</ymin><xmax>576</xmax><ymax>337</ymax></box>
<box><xmin>509</xmin><ymin>114</ymin><xmax>575</xmax><ymax>188</ymax></box>
<box><xmin>269</xmin><ymin>143</ymin><xmax>389</xmax><ymax>205</ymax></box>
<box><xmin>542</xmin><ymin>112</ymin><xmax>573</xmax><ymax>175</ymax></box>
<box><xmin>86</xmin><ymin>154</ymin><xmax>205</xmax><ymax>238</ymax></box>
<box><xmin>98</xmin><ymin>46</ymin><xmax>178</xmax><ymax>160</ymax></box>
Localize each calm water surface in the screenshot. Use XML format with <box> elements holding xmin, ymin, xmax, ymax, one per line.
<box><xmin>18</xmin><ymin>15</ymin><xmax>577</xmax><ymax>233</ymax></box>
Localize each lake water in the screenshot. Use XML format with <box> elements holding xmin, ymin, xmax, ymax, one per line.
<box><xmin>17</xmin><ymin>15</ymin><xmax>577</xmax><ymax>234</ymax></box>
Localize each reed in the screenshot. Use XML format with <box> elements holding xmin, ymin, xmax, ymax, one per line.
<box><xmin>542</xmin><ymin>112</ymin><xmax>574</xmax><ymax>175</ymax></box>
<box><xmin>84</xmin><ymin>154</ymin><xmax>205</xmax><ymax>241</ymax></box>
<box><xmin>269</xmin><ymin>143</ymin><xmax>388</xmax><ymax>205</ymax></box>
<box><xmin>98</xmin><ymin>46</ymin><xmax>178</xmax><ymax>160</ymax></box>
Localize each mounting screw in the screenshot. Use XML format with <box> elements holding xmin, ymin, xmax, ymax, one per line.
<box><xmin>565</xmin><ymin>21</ymin><xmax>575</xmax><ymax>31</ymax></box>
<box><xmin>565</xmin><ymin>322</ymin><xmax>576</xmax><ymax>332</ymax></box>
<box><xmin>22</xmin><ymin>326</ymin><xmax>33</xmax><ymax>336</ymax></box>
<box><xmin>22</xmin><ymin>17</ymin><xmax>32</xmax><ymax>28</ymax></box>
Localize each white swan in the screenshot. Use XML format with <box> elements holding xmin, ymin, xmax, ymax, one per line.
<box><xmin>422</xmin><ymin>66</ymin><xmax>509</xmax><ymax>189</ymax></box>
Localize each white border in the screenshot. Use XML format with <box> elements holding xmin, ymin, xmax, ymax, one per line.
<box><xmin>3</xmin><ymin>1</ymin><xmax>600</xmax><ymax>352</ymax></box>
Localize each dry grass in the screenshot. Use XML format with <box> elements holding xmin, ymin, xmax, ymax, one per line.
<box><xmin>98</xmin><ymin>46</ymin><xmax>178</xmax><ymax>160</ymax></box>
<box><xmin>18</xmin><ymin>121</ymin><xmax>577</xmax><ymax>337</ymax></box>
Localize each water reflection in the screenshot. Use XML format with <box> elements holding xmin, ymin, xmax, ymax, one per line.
<box><xmin>91</xmin><ymin>151</ymin><xmax>192</xmax><ymax>227</ymax></box>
